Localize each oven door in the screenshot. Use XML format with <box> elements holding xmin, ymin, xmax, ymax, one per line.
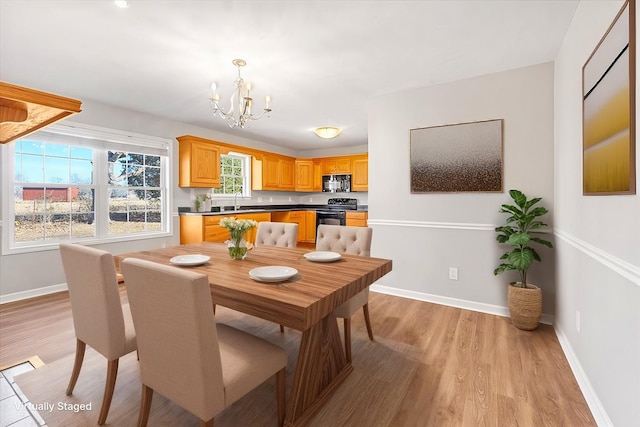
<box><xmin>315</xmin><ymin>210</ymin><xmax>346</xmax><ymax>230</ymax></box>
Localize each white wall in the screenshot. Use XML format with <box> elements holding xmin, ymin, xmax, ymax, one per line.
<box><xmin>368</xmin><ymin>62</ymin><xmax>556</xmax><ymax>316</ymax></box>
<box><xmin>554</xmin><ymin>1</ymin><xmax>640</xmax><ymax>425</ymax></box>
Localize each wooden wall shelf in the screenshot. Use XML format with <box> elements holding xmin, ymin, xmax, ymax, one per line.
<box><xmin>0</xmin><ymin>81</ymin><xmax>82</xmax><ymax>144</ymax></box>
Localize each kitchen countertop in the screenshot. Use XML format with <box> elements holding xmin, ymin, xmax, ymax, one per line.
<box><xmin>178</xmin><ymin>204</ymin><xmax>368</xmax><ymax>215</ymax></box>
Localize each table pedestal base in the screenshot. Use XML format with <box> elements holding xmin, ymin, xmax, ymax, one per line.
<box><xmin>284</xmin><ymin>313</ymin><xmax>353</xmax><ymax>427</ymax></box>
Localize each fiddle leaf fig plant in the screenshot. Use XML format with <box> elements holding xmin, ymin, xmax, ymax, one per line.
<box><xmin>494</xmin><ymin>189</ymin><xmax>553</xmax><ymax>287</ymax></box>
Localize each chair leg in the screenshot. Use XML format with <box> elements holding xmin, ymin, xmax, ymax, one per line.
<box><xmin>66</xmin><ymin>339</ymin><xmax>86</xmax><ymax>395</ymax></box>
<box><xmin>362</xmin><ymin>304</ymin><xmax>374</xmax><ymax>341</ymax></box>
<box><xmin>343</xmin><ymin>318</ymin><xmax>352</xmax><ymax>363</ymax></box>
<box><xmin>97</xmin><ymin>359</ymin><xmax>119</xmax><ymax>425</ymax></box>
<box><xmin>137</xmin><ymin>385</ymin><xmax>154</xmax><ymax>427</ymax></box>
<box><xmin>276</xmin><ymin>368</ymin><xmax>286</xmax><ymax>426</ymax></box>
<box><xmin>212</xmin><ymin>303</ymin><xmax>216</xmax><ymax>315</ymax></box>
<box><xmin>279</xmin><ymin>324</ymin><xmax>285</xmax><ymax>333</ymax></box>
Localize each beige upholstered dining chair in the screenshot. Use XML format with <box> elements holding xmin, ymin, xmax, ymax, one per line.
<box><xmin>255</xmin><ymin>221</ymin><xmax>299</xmax><ymax>332</ymax></box>
<box><xmin>58</xmin><ymin>243</ymin><xmax>137</xmax><ymax>425</ymax></box>
<box><xmin>120</xmin><ymin>258</ymin><xmax>288</xmax><ymax>427</ymax></box>
<box><xmin>316</xmin><ymin>224</ymin><xmax>374</xmax><ymax>362</ymax></box>
<box><xmin>255</xmin><ymin>221</ymin><xmax>299</xmax><ymax>248</ymax></box>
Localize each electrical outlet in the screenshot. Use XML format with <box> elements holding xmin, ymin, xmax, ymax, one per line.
<box><xmin>576</xmin><ymin>310</ymin><xmax>581</xmax><ymax>333</ymax></box>
<box><xmin>448</xmin><ymin>267</ymin><xmax>458</xmax><ymax>280</ymax></box>
<box><xmin>257</xmin><ymin>197</ymin><xmax>263</xmax><ymax>203</ymax></box>
<box><xmin>269</xmin><ymin>197</ymin><xmax>273</xmax><ymax>202</ymax></box>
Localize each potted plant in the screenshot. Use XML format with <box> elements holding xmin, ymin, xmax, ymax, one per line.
<box><xmin>494</xmin><ymin>189</ymin><xmax>553</xmax><ymax>330</ymax></box>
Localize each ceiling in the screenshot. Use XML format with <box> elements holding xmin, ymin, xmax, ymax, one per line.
<box><xmin>0</xmin><ymin>0</ymin><xmax>578</xmax><ymax>152</ymax></box>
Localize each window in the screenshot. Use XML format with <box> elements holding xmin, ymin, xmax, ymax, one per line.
<box><xmin>212</xmin><ymin>153</ymin><xmax>251</xmax><ymax>197</ymax></box>
<box><xmin>2</xmin><ymin>122</ymin><xmax>171</xmax><ymax>253</ymax></box>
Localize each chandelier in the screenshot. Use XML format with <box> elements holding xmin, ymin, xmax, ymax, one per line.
<box><xmin>209</xmin><ymin>59</ymin><xmax>271</xmax><ymax>129</ymax></box>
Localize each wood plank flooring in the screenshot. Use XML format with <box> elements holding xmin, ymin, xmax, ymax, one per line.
<box><xmin>0</xmin><ymin>288</ymin><xmax>595</xmax><ymax>426</ymax></box>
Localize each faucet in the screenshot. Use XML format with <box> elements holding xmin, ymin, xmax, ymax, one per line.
<box><xmin>233</xmin><ymin>191</ymin><xmax>243</xmax><ymax>211</ymax></box>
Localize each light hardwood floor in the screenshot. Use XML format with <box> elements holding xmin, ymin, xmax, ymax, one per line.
<box><xmin>0</xmin><ymin>287</ymin><xmax>595</xmax><ymax>426</ymax></box>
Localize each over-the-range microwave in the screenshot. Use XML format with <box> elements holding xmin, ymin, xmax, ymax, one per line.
<box><xmin>322</xmin><ymin>174</ymin><xmax>351</xmax><ymax>192</ymax></box>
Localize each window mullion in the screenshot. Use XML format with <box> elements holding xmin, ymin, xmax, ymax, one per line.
<box><xmin>94</xmin><ymin>148</ymin><xmax>109</xmax><ymax>238</ymax></box>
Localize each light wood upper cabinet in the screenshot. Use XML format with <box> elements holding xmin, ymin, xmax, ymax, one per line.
<box><xmin>295</xmin><ymin>159</ymin><xmax>322</xmax><ymax>192</ymax></box>
<box><xmin>177</xmin><ymin>135</ymin><xmax>221</xmax><ymax>188</ymax></box>
<box><xmin>313</xmin><ymin>161</ymin><xmax>323</xmax><ymax>192</ymax></box>
<box><xmin>0</xmin><ymin>82</ymin><xmax>82</xmax><ymax>144</ymax></box>
<box><xmin>351</xmin><ymin>154</ymin><xmax>368</xmax><ymax>191</ymax></box>
<box><xmin>253</xmin><ymin>153</ymin><xmax>296</xmax><ymax>191</ymax></box>
<box><xmin>322</xmin><ymin>156</ymin><xmax>351</xmax><ymax>175</ymax></box>
<box><xmin>279</xmin><ymin>157</ymin><xmax>295</xmax><ymax>190</ymax></box>
<box><xmin>295</xmin><ymin>159</ymin><xmax>314</xmax><ymax>192</ymax></box>
<box><xmin>262</xmin><ymin>154</ymin><xmax>280</xmax><ymax>189</ymax></box>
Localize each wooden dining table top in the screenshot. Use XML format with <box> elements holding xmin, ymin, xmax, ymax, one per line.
<box><xmin>115</xmin><ymin>242</ymin><xmax>393</xmax><ymax>331</ymax></box>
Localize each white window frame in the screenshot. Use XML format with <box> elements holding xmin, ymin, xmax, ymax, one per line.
<box><xmin>210</xmin><ymin>152</ymin><xmax>252</xmax><ymax>199</ymax></box>
<box><xmin>1</xmin><ymin>121</ymin><xmax>172</xmax><ymax>254</ymax></box>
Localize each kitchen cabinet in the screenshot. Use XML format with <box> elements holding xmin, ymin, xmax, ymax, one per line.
<box><xmin>351</xmin><ymin>154</ymin><xmax>368</xmax><ymax>191</ymax></box>
<box><xmin>346</xmin><ymin>211</ymin><xmax>368</xmax><ymax>227</ymax></box>
<box><xmin>304</xmin><ymin>211</ymin><xmax>317</xmax><ymax>241</ymax></box>
<box><xmin>295</xmin><ymin>159</ymin><xmax>323</xmax><ymax>192</ymax></box>
<box><xmin>253</xmin><ymin>153</ymin><xmax>295</xmax><ymax>191</ymax></box>
<box><xmin>179</xmin><ymin>212</ymin><xmax>271</xmax><ymax>244</ymax></box>
<box><xmin>295</xmin><ymin>159</ymin><xmax>314</xmax><ymax>192</ymax></box>
<box><xmin>313</xmin><ymin>161</ymin><xmax>323</xmax><ymax>192</ymax></box>
<box><xmin>322</xmin><ymin>157</ymin><xmax>351</xmax><ymax>175</ymax></box>
<box><xmin>177</xmin><ymin>135</ymin><xmax>221</xmax><ymax>188</ymax></box>
<box><xmin>0</xmin><ymin>82</ymin><xmax>82</xmax><ymax>144</ymax></box>
<box><xmin>271</xmin><ymin>211</ymin><xmax>305</xmax><ymax>242</ymax></box>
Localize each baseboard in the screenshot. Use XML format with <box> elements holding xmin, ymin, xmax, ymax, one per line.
<box><xmin>370</xmin><ymin>284</ymin><xmax>554</xmax><ymax>325</ymax></box>
<box><xmin>554</xmin><ymin>325</ymin><xmax>613</xmax><ymax>426</ymax></box>
<box><xmin>0</xmin><ymin>283</ymin><xmax>68</xmax><ymax>305</ymax></box>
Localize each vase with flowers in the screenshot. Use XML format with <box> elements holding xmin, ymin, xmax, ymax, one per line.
<box><xmin>220</xmin><ymin>216</ymin><xmax>257</xmax><ymax>260</ymax></box>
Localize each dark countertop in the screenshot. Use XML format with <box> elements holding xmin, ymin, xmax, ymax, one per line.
<box><xmin>178</xmin><ymin>204</ymin><xmax>368</xmax><ymax>216</ymax></box>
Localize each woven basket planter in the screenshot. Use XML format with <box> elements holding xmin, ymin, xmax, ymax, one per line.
<box><xmin>508</xmin><ymin>283</ymin><xmax>542</xmax><ymax>330</ymax></box>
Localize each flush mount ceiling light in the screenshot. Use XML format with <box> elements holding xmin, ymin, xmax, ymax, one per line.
<box><xmin>114</xmin><ymin>0</ymin><xmax>129</xmax><ymax>8</ymax></box>
<box><xmin>209</xmin><ymin>59</ymin><xmax>272</xmax><ymax>129</ymax></box>
<box><xmin>314</xmin><ymin>126</ymin><xmax>342</xmax><ymax>139</ymax></box>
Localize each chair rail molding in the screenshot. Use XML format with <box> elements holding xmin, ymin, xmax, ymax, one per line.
<box><xmin>368</xmin><ymin>218</ymin><xmax>553</xmax><ymax>234</ymax></box>
<box><xmin>554</xmin><ymin>229</ymin><xmax>640</xmax><ymax>287</ymax></box>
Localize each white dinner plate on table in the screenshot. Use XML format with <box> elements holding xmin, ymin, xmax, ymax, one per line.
<box><xmin>169</xmin><ymin>254</ymin><xmax>211</xmax><ymax>266</ymax></box>
<box><xmin>303</xmin><ymin>251</ymin><xmax>342</xmax><ymax>263</ymax></box>
<box><xmin>249</xmin><ymin>266</ymin><xmax>298</xmax><ymax>283</ymax></box>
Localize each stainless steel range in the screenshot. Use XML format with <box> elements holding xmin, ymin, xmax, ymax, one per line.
<box><xmin>315</xmin><ymin>198</ymin><xmax>358</xmax><ymax>229</ymax></box>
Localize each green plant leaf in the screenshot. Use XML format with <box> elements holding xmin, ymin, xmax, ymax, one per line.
<box><xmin>509</xmin><ymin>189</ymin><xmax>527</xmax><ymax>208</ymax></box>
<box><xmin>508</xmin><ymin>248</ymin><xmax>533</xmax><ymax>271</ymax></box>
<box><xmin>524</xmin><ymin>197</ymin><xmax>542</xmax><ymax>210</ymax></box>
<box><xmin>494</xmin><ymin>263</ymin><xmax>513</xmax><ymax>275</ymax></box>
<box><xmin>529</xmin><ymin>206</ymin><xmax>548</xmax><ymax>217</ymax></box>
<box><xmin>508</xmin><ymin>232</ymin><xmax>530</xmax><ymax>245</ymax></box>
<box><xmin>530</xmin><ymin>236</ymin><xmax>553</xmax><ymax>248</ymax></box>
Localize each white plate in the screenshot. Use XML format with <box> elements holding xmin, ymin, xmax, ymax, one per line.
<box><xmin>249</xmin><ymin>266</ymin><xmax>298</xmax><ymax>283</ymax></box>
<box><xmin>169</xmin><ymin>254</ymin><xmax>211</xmax><ymax>266</ymax></box>
<box><xmin>303</xmin><ymin>251</ymin><xmax>342</xmax><ymax>263</ymax></box>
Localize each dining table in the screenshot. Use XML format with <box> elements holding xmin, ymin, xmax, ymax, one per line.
<box><xmin>115</xmin><ymin>242</ymin><xmax>392</xmax><ymax>427</ymax></box>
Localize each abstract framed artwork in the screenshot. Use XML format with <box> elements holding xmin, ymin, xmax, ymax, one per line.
<box><xmin>582</xmin><ymin>0</ymin><xmax>636</xmax><ymax>195</ymax></box>
<box><xmin>410</xmin><ymin>119</ymin><xmax>503</xmax><ymax>193</ymax></box>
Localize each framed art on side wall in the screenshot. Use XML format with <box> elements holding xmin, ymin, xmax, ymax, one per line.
<box><xmin>583</xmin><ymin>0</ymin><xmax>636</xmax><ymax>195</ymax></box>
<box><xmin>410</xmin><ymin>119</ymin><xmax>503</xmax><ymax>193</ymax></box>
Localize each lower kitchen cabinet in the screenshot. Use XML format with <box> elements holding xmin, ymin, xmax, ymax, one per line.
<box><xmin>271</xmin><ymin>210</ymin><xmax>317</xmax><ymax>243</ymax></box>
<box><xmin>180</xmin><ymin>212</ymin><xmax>271</xmax><ymax>244</ymax></box>
<box><xmin>346</xmin><ymin>211</ymin><xmax>368</xmax><ymax>227</ymax></box>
